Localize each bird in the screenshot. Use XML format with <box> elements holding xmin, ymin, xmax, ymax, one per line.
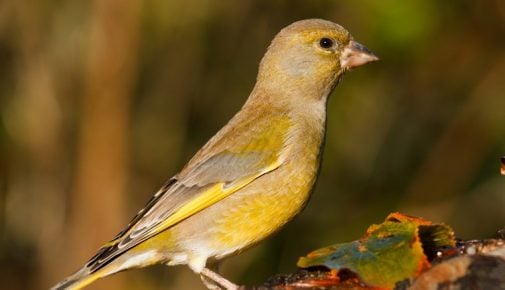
<box><xmin>52</xmin><ymin>18</ymin><xmax>378</xmax><ymax>290</ymax></box>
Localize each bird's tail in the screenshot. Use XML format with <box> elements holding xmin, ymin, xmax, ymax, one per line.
<box><xmin>51</xmin><ymin>239</ymin><xmax>125</xmax><ymax>290</ymax></box>
<box><xmin>50</xmin><ymin>266</ymin><xmax>108</xmax><ymax>290</ymax></box>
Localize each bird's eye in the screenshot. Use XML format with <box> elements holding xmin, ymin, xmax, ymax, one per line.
<box><xmin>319</xmin><ymin>38</ymin><xmax>335</xmax><ymax>49</ymax></box>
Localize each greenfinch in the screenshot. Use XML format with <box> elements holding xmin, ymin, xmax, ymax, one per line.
<box><xmin>53</xmin><ymin>18</ymin><xmax>377</xmax><ymax>290</ymax></box>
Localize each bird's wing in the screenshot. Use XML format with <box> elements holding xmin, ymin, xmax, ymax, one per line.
<box><xmin>86</xmin><ymin>115</ymin><xmax>290</xmax><ymax>271</ymax></box>
<box><xmin>118</xmin><ymin>150</ymin><xmax>282</xmax><ymax>248</ymax></box>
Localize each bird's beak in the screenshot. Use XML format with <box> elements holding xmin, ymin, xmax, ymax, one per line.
<box><xmin>340</xmin><ymin>40</ymin><xmax>378</xmax><ymax>70</ymax></box>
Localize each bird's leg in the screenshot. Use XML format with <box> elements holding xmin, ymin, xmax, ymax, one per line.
<box><xmin>200</xmin><ymin>266</ymin><xmax>239</xmax><ymax>290</ymax></box>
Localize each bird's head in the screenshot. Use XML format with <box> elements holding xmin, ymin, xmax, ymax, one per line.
<box><xmin>255</xmin><ymin>19</ymin><xmax>378</xmax><ymax>103</ymax></box>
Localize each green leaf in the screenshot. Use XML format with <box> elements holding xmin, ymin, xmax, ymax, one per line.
<box><xmin>297</xmin><ymin>213</ymin><xmax>455</xmax><ymax>289</ymax></box>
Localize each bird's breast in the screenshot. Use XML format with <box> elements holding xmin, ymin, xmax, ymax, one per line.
<box><xmin>207</xmin><ymin>114</ymin><xmax>327</xmax><ymax>256</ymax></box>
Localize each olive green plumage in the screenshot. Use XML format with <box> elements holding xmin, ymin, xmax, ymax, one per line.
<box><xmin>53</xmin><ymin>18</ymin><xmax>377</xmax><ymax>290</ymax></box>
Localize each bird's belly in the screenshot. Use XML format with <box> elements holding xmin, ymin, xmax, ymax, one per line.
<box><xmin>172</xmin><ymin>161</ymin><xmax>318</xmax><ymax>260</ymax></box>
<box><xmin>211</xmin><ymin>191</ymin><xmax>305</xmax><ymax>257</ymax></box>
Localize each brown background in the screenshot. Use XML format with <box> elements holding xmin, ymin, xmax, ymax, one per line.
<box><xmin>1</xmin><ymin>1</ymin><xmax>504</xmax><ymax>289</ymax></box>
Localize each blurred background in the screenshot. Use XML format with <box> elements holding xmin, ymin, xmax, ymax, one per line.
<box><xmin>1</xmin><ymin>1</ymin><xmax>504</xmax><ymax>289</ymax></box>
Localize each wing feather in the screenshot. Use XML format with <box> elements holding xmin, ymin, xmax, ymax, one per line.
<box><xmin>85</xmin><ymin>113</ymin><xmax>291</xmax><ymax>272</ymax></box>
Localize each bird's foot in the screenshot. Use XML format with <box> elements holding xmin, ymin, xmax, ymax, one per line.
<box><xmin>200</xmin><ymin>268</ymin><xmax>239</xmax><ymax>290</ymax></box>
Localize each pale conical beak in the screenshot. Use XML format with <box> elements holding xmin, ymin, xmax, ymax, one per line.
<box><xmin>340</xmin><ymin>40</ymin><xmax>378</xmax><ymax>70</ymax></box>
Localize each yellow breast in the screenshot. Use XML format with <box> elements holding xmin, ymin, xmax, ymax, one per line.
<box><xmin>210</xmin><ymin>145</ymin><xmax>322</xmax><ymax>256</ymax></box>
